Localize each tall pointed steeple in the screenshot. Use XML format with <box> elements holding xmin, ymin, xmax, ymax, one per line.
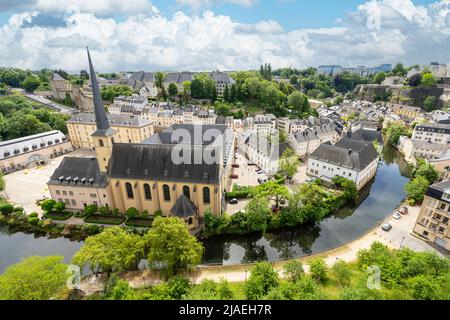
<box><xmin>87</xmin><ymin>48</ymin><xmax>114</xmax><ymax>136</ymax></box>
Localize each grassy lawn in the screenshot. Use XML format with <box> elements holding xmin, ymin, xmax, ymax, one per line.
<box><xmin>84</xmin><ymin>214</ymin><xmax>124</xmax><ymax>225</ymax></box>
<box><xmin>44</xmin><ymin>211</ymin><xmax>73</xmax><ymax>221</ymax></box>
<box><xmin>125</xmin><ymin>218</ymin><xmax>153</xmax><ymax>228</ymax></box>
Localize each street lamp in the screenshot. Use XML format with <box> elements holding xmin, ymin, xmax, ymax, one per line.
<box><xmin>400</xmin><ymin>236</ymin><xmax>406</xmax><ymax>248</ymax></box>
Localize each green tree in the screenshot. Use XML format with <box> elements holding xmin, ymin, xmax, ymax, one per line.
<box><xmin>183</xmin><ymin>279</ymin><xmax>233</xmax><ymax>300</ymax></box>
<box><xmin>308</xmin><ymin>259</ymin><xmax>328</xmax><ymax>283</ymax></box>
<box><xmin>252</xmin><ymin>181</ymin><xmax>289</xmax><ymax>209</ymax></box>
<box><xmin>21</xmin><ymin>76</ymin><xmax>41</xmax><ymax>93</ymax></box>
<box><xmin>0</xmin><ymin>203</ymin><xmax>14</xmax><ymax>215</ymax></box>
<box><xmin>0</xmin><ymin>256</ymin><xmax>68</xmax><ymax>300</ymax></box>
<box><xmin>245</xmin><ymin>262</ymin><xmax>279</xmax><ymax>300</ymax></box>
<box><xmin>420</xmin><ymin>73</ymin><xmax>436</xmax><ymax>87</ymax></box>
<box><xmin>287</xmin><ymin>91</ymin><xmax>310</xmax><ymax>116</ymax></box>
<box><xmin>385</xmin><ymin>122</ymin><xmax>410</xmax><ymax>146</ymax></box>
<box><xmin>423</xmin><ymin>96</ymin><xmax>437</xmax><ymax>112</ymax></box>
<box><xmin>53</xmin><ymin>201</ymin><xmax>66</xmax><ymax>213</ymax></box>
<box><xmin>406</xmin><ymin>275</ymin><xmax>443</xmax><ymax>300</ymax></box>
<box><xmin>100</xmin><ymin>85</ymin><xmax>133</xmax><ymax>102</ymax></box>
<box><xmin>279</xmin><ymin>147</ymin><xmax>300</xmax><ymax>179</ymax></box>
<box><xmin>154</xmin><ymin>72</ymin><xmax>165</xmax><ymax>90</ymax></box>
<box><xmin>413</xmin><ymin>159</ymin><xmax>439</xmax><ymax>184</ymax></box>
<box><xmin>230</xmin><ymin>84</ymin><xmax>237</xmax><ymax>102</ymax></box>
<box><xmin>72</xmin><ymin>227</ymin><xmax>145</xmax><ymax>273</ymax></box>
<box><xmin>223</xmin><ymin>84</ymin><xmax>230</xmax><ymax>102</ymax></box>
<box><xmin>168</xmin><ymin>83</ymin><xmax>178</xmax><ymax>96</ymax></box>
<box><xmin>145</xmin><ymin>217</ymin><xmax>203</xmax><ymax>278</ymax></box>
<box><xmin>283</xmin><ymin>260</ymin><xmax>305</xmax><ymax>282</ymax></box>
<box><xmin>407</xmin><ymin>73</ymin><xmax>422</xmax><ymax>86</ymax></box>
<box><xmin>332</xmin><ymin>260</ymin><xmax>352</xmax><ymax>287</ymax></box>
<box><xmin>405</xmin><ymin>175</ymin><xmax>430</xmax><ymax>204</ymax></box>
<box><xmin>374</xmin><ymin>72</ymin><xmax>386</xmax><ymax>84</ymax></box>
<box><xmin>40</xmin><ymin>199</ymin><xmax>56</xmax><ymax>213</ymax></box>
<box><xmin>125</xmin><ymin>207</ymin><xmax>139</xmax><ymax>219</ymax></box>
<box><xmin>240</xmin><ymin>197</ymin><xmax>271</xmax><ymax>232</ymax></box>
<box><xmin>182</xmin><ymin>81</ymin><xmax>191</xmax><ymax>104</ymax></box>
<box><xmin>340</xmin><ymin>274</ymin><xmax>385</xmax><ymax>300</ymax></box>
<box><xmin>392</xmin><ymin>63</ymin><xmax>406</xmax><ymax>76</ymax></box>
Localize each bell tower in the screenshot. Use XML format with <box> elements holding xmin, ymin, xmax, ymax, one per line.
<box><xmin>87</xmin><ymin>48</ymin><xmax>117</xmax><ymax>173</ymax></box>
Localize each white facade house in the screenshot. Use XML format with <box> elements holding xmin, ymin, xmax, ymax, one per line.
<box><xmin>412</xmin><ymin>123</ymin><xmax>450</xmax><ymax>145</ymax></box>
<box><xmin>307</xmin><ymin>137</ymin><xmax>380</xmax><ymax>190</ymax></box>
<box><xmin>240</xmin><ymin>129</ymin><xmax>291</xmax><ymax>175</ymax></box>
<box><xmin>244</xmin><ymin>114</ymin><xmax>277</xmax><ymax>136</ymax></box>
<box><xmin>289</xmin><ymin>124</ymin><xmax>339</xmax><ymax>157</ymax></box>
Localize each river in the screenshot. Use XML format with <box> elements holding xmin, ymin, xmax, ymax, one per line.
<box><xmin>0</xmin><ymin>144</ymin><xmax>409</xmax><ymax>272</ymax></box>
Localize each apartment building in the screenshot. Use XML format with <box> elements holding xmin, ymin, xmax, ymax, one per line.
<box><xmin>307</xmin><ymin>137</ymin><xmax>380</xmax><ymax>190</ymax></box>
<box><xmin>413</xmin><ymin>180</ymin><xmax>450</xmax><ymax>251</ymax></box>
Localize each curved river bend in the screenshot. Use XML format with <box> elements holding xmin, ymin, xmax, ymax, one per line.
<box><xmin>0</xmin><ymin>145</ymin><xmax>409</xmax><ymax>272</ymax></box>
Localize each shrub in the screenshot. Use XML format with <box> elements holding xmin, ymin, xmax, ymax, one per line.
<box><xmin>112</xmin><ymin>208</ymin><xmax>122</xmax><ymax>217</ymax></box>
<box><xmin>40</xmin><ymin>199</ymin><xmax>56</xmax><ymax>213</ymax></box>
<box><xmin>13</xmin><ymin>207</ymin><xmax>24</xmax><ymax>213</ymax></box>
<box><xmin>29</xmin><ymin>212</ymin><xmax>39</xmax><ymax>218</ymax></box>
<box><xmin>283</xmin><ymin>260</ymin><xmax>305</xmax><ymax>282</ymax></box>
<box><xmin>84</xmin><ymin>204</ymin><xmax>98</xmax><ymax>216</ymax></box>
<box><xmin>53</xmin><ymin>202</ymin><xmax>66</xmax><ymax>213</ymax></box>
<box><xmin>308</xmin><ymin>259</ymin><xmax>328</xmax><ymax>283</ymax></box>
<box><xmin>332</xmin><ymin>260</ymin><xmax>352</xmax><ymax>287</ymax></box>
<box><xmin>0</xmin><ymin>204</ymin><xmax>14</xmax><ymax>215</ymax></box>
<box><xmin>28</xmin><ymin>216</ymin><xmax>39</xmax><ymax>225</ymax></box>
<box><xmin>98</xmin><ymin>206</ymin><xmax>111</xmax><ymax>216</ymax></box>
<box><xmin>126</xmin><ymin>207</ymin><xmax>140</xmax><ymax>219</ymax></box>
<box><xmin>245</xmin><ymin>262</ymin><xmax>279</xmax><ymax>300</ymax></box>
<box><xmin>154</xmin><ymin>210</ymin><xmax>163</xmax><ymax>217</ymax></box>
<box><xmin>81</xmin><ymin>224</ymin><xmax>102</xmax><ymax>235</ymax></box>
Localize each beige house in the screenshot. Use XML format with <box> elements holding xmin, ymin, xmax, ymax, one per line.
<box><xmin>0</xmin><ymin>131</ymin><xmax>72</xmax><ymax>174</ymax></box>
<box><xmin>67</xmin><ymin>113</ymin><xmax>154</xmax><ymax>149</ymax></box>
<box><xmin>413</xmin><ymin>180</ymin><xmax>450</xmax><ymax>251</ymax></box>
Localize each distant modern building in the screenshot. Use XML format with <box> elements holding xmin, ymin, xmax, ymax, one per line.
<box><xmin>413</xmin><ymin>180</ymin><xmax>450</xmax><ymax>251</ymax></box>
<box><xmin>307</xmin><ymin>137</ymin><xmax>380</xmax><ymax>189</ymax></box>
<box><xmin>0</xmin><ymin>131</ymin><xmax>72</xmax><ymax>174</ymax></box>
<box><xmin>318</xmin><ymin>64</ymin><xmax>391</xmax><ymax>77</ymax></box>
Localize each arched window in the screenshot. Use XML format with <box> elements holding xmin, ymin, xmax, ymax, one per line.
<box><xmin>99</xmin><ymin>139</ymin><xmax>104</xmax><ymax>147</ymax></box>
<box><xmin>183</xmin><ymin>186</ymin><xmax>190</xmax><ymax>199</ymax></box>
<box><xmin>203</xmin><ymin>187</ymin><xmax>210</xmax><ymax>204</ymax></box>
<box><xmin>188</xmin><ymin>217</ymin><xmax>193</xmax><ymax>225</ymax></box>
<box><xmin>144</xmin><ymin>183</ymin><xmax>152</xmax><ymax>200</ymax></box>
<box><xmin>125</xmin><ymin>182</ymin><xmax>134</xmax><ymax>199</ymax></box>
<box><xmin>163</xmin><ymin>184</ymin><xmax>171</xmax><ymax>202</ymax></box>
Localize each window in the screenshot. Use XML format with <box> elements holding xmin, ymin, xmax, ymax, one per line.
<box><xmin>64</xmin><ymin>199</ymin><xmax>70</xmax><ymax>205</ymax></box>
<box><xmin>183</xmin><ymin>186</ymin><xmax>191</xmax><ymax>199</ymax></box>
<box><xmin>144</xmin><ymin>183</ymin><xmax>152</xmax><ymax>200</ymax></box>
<box><xmin>163</xmin><ymin>185</ymin><xmax>171</xmax><ymax>201</ymax></box>
<box><xmin>126</xmin><ymin>182</ymin><xmax>134</xmax><ymax>199</ymax></box>
<box><xmin>56</xmin><ymin>190</ymin><xmax>60</xmax><ymax>195</ymax></box>
<box><xmin>63</xmin><ymin>191</ymin><xmax>67</xmax><ymax>196</ymax></box>
<box><xmin>99</xmin><ymin>139</ymin><xmax>104</xmax><ymax>147</ymax></box>
<box><xmin>440</xmin><ymin>203</ymin><xmax>446</xmax><ymax>210</ymax></box>
<box><xmin>71</xmin><ymin>199</ymin><xmax>77</xmax><ymax>206</ymax></box>
<box><xmin>69</xmin><ymin>191</ymin><xmax>74</xmax><ymax>196</ymax></box>
<box><xmin>203</xmin><ymin>187</ymin><xmax>211</xmax><ymax>204</ymax></box>
<box><xmin>90</xmin><ymin>194</ymin><xmax>96</xmax><ymax>198</ymax></box>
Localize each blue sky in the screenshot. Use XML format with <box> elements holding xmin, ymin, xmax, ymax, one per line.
<box><xmin>0</xmin><ymin>0</ymin><xmax>448</xmax><ymax>71</ymax></box>
<box><xmin>0</xmin><ymin>0</ymin><xmax>437</xmax><ymax>29</ymax></box>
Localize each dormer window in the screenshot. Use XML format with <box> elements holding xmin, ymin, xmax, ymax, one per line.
<box><xmin>4</xmin><ymin>151</ymin><xmax>10</xmax><ymax>157</ymax></box>
<box><xmin>55</xmin><ymin>139</ymin><xmax>60</xmax><ymax>144</ymax></box>
<box><xmin>32</xmin><ymin>145</ymin><xmax>38</xmax><ymax>150</ymax></box>
<box><xmin>14</xmin><ymin>149</ymin><xmax>20</xmax><ymax>155</ymax></box>
<box><xmin>40</xmin><ymin>142</ymin><xmax>46</xmax><ymax>147</ymax></box>
<box><xmin>80</xmin><ymin>178</ymin><xmax>86</xmax><ymax>185</ymax></box>
<box><xmin>23</xmin><ymin>147</ymin><xmax>29</xmax><ymax>152</ymax></box>
<box><xmin>442</xmin><ymin>191</ymin><xmax>450</xmax><ymax>202</ymax></box>
<box><xmin>88</xmin><ymin>178</ymin><xmax>94</xmax><ymax>185</ymax></box>
<box><xmin>65</xmin><ymin>176</ymin><xmax>72</xmax><ymax>183</ymax></box>
<box><xmin>47</xmin><ymin>141</ymin><xmax>53</xmax><ymax>146</ymax></box>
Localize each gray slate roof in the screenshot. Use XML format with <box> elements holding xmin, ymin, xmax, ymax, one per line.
<box><xmin>171</xmin><ymin>195</ymin><xmax>198</xmax><ymax>218</ymax></box>
<box><xmin>348</xmin><ymin>129</ymin><xmax>383</xmax><ymax>144</ymax></box>
<box><xmin>108</xmin><ymin>143</ymin><xmax>221</xmax><ymax>184</ymax></box>
<box><xmin>48</xmin><ymin>157</ymin><xmax>106</xmax><ymax>188</ymax></box>
<box><xmin>310</xmin><ymin>137</ymin><xmax>379</xmax><ymax>171</ymax></box>
<box><xmin>68</xmin><ymin>113</ymin><xmax>151</xmax><ymax>128</ymax></box>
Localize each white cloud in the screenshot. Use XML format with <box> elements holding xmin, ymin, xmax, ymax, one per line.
<box><xmin>0</xmin><ymin>0</ymin><xmax>449</xmax><ymax>72</ymax></box>
<box><xmin>0</xmin><ymin>0</ymin><xmax>159</xmax><ymax>16</ymax></box>
<box><xmin>176</xmin><ymin>0</ymin><xmax>257</xmax><ymax>11</ymax></box>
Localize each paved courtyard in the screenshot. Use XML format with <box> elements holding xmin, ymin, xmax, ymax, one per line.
<box><xmin>3</xmin><ymin>149</ymin><xmax>94</xmax><ymax>215</ymax></box>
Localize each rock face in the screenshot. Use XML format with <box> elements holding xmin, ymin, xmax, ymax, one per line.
<box><xmin>354</xmin><ymin>84</ymin><xmax>444</xmax><ymax>108</ymax></box>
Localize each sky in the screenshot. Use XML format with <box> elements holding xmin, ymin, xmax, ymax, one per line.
<box><xmin>0</xmin><ymin>0</ymin><xmax>448</xmax><ymax>72</ymax></box>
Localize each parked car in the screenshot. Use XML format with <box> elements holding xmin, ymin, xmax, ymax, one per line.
<box><xmin>398</xmin><ymin>206</ymin><xmax>409</xmax><ymax>215</ymax></box>
<box><xmin>393</xmin><ymin>212</ymin><xmax>402</xmax><ymax>220</ymax></box>
<box><xmin>248</xmin><ymin>162</ymin><xmax>255</xmax><ymax>166</ymax></box>
<box><xmin>229</xmin><ymin>198</ymin><xmax>238</xmax><ymax>205</ymax></box>
<box><xmin>381</xmin><ymin>223</ymin><xmax>392</xmax><ymax>232</ymax></box>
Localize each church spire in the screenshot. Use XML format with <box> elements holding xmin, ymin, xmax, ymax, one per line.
<box><xmin>87</xmin><ymin>48</ymin><xmax>112</xmax><ymax>135</ymax></box>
